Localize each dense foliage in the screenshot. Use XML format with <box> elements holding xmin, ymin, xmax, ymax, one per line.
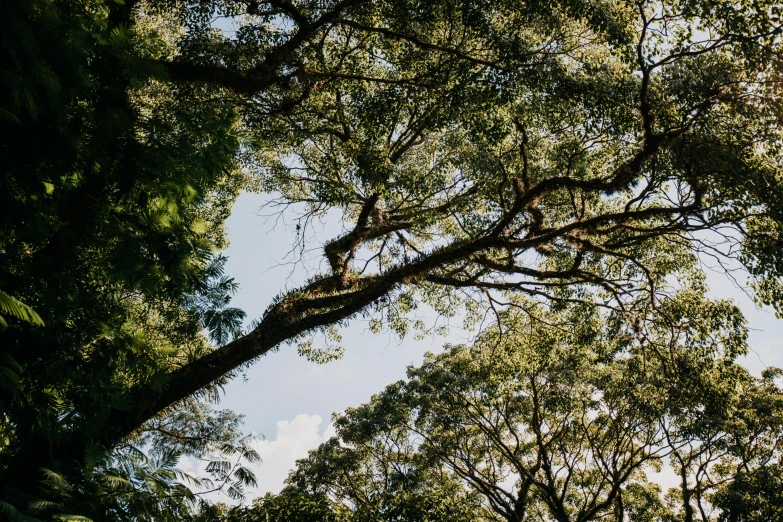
<box><xmin>0</xmin><ymin>0</ymin><xmax>256</xmax><ymax>516</ymax></box>
<box><xmin>228</xmin><ymin>300</ymin><xmax>783</xmax><ymax>521</ymax></box>
<box><xmin>1</xmin><ymin>0</ymin><xmax>782</xmax><ymax>519</ymax></box>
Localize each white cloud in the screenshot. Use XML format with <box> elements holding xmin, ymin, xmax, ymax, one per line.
<box><xmin>177</xmin><ymin>414</ymin><xmax>335</xmax><ymax>505</ymax></box>
<box><xmin>247</xmin><ymin>414</ymin><xmax>336</xmax><ymax>498</ymax></box>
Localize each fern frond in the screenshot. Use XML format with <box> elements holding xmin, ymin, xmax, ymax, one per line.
<box><xmin>0</xmin><ymin>290</ymin><xmax>44</xmax><ymax>327</ymax></box>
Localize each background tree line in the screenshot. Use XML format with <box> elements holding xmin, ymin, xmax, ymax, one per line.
<box><xmin>1</xmin><ymin>0</ymin><xmax>782</xmax><ymax>519</ymax></box>
<box><xmin>209</xmin><ymin>299</ymin><xmax>783</xmax><ymax>521</ymax></box>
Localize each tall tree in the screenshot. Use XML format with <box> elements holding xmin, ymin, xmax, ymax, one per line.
<box><xmin>102</xmin><ymin>0</ymin><xmax>783</xmax><ymax>452</ymax></box>
<box><xmin>1</xmin><ymin>0</ymin><xmax>783</xmax><ymax>516</ymax></box>
<box><xmin>258</xmin><ymin>298</ymin><xmax>782</xmax><ymax>521</ymax></box>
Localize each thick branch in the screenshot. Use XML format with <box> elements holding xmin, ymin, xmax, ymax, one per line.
<box><xmin>159</xmin><ymin>0</ymin><xmax>364</xmax><ymax>93</ymax></box>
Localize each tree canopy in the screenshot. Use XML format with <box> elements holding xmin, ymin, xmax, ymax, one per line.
<box><xmin>228</xmin><ymin>300</ymin><xmax>783</xmax><ymax>521</ymax></box>
<box><xmin>1</xmin><ymin>0</ymin><xmax>782</xmax><ymax>519</ymax></box>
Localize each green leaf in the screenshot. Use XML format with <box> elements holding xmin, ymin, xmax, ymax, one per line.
<box><xmin>0</xmin><ymin>290</ymin><xmax>44</xmax><ymax>327</ymax></box>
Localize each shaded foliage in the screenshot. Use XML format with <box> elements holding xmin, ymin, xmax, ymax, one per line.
<box><xmin>0</xmin><ymin>0</ymin><xmax>253</xmax><ymax>516</ymax></box>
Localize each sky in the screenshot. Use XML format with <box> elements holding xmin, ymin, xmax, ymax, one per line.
<box><xmin>205</xmin><ymin>190</ymin><xmax>783</xmax><ymax>502</ymax></box>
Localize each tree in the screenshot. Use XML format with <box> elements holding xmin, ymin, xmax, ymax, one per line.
<box><xmin>266</xmin><ymin>299</ymin><xmax>782</xmax><ymax>522</ymax></box>
<box><xmin>194</xmin><ymin>491</ymin><xmax>353</xmax><ymax>522</ymax></box>
<box><xmin>104</xmin><ymin>0</ymin><xmax>783</xmax><ymax>452</ymax></box>
<box><xmin>2</xmin><ymin>0</ymin><xmax>783</xmax><ymax>516</ymax></box>
<box><xmin>1</xmin><ymin>0</ymin><xmax>255</xmax><ymax>511</ymax></box>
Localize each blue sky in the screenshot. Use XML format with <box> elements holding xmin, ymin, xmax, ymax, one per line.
<box><xmin>211</xmin><ymin>192</ymin><xmax>468</xmax><ymax>497</ymax></box>
<box><xmin>210</xmin><ymin>191</ymin><xmax>783</xmax><ymax>500</ymax></box>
